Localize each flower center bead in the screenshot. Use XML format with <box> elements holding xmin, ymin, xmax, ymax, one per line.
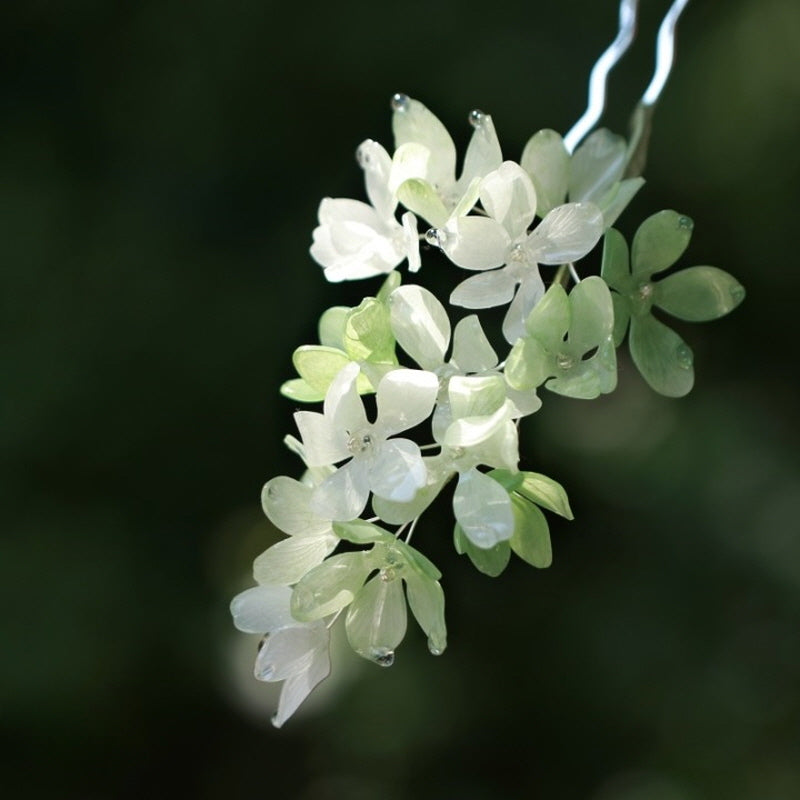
<box><xmin>556</xmin><ymin>353</ymin><xmax>575</xmax><ymax>370</ymax></box>
<box><xmin>347</xmin><ymin>430</ymin><xmax>374</xmax><ymax>455</ymax></box>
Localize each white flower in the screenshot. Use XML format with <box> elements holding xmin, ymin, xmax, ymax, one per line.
<box><xmin>294</xmin><ymin>362</ymin><xmax>439</xmax><ymax>521</ymax></box>
<box><xmin>445</xmin><ymin>161</ymin><xmax>604</xmax><ymax>343</ymax></box>
<box><xmin>310</xmin><ymin>139</ymin><xmax>420</xmax><ymax>282</ymax></box>
<box><xmin>388</xmin><ymin>94</ymin><xmax>502</xmax><ymax>227</ymax></box>
<box><xmin>230</xmin><ymin>585</ymin><xmax>331</xmax><ymax>728</ymax></box>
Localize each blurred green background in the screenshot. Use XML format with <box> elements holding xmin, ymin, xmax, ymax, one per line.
<box><xmin>2</xmin><ymin>0</ymin><xmax>799</xmax><ymax>797</ymax></box>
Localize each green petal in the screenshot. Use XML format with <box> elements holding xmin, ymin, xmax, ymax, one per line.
<box><xmin>596</xmin><ymin>176</ymin><xmax>645</xmax><ymax>229</ymax></box>
<box><xmin>343</xmin><ymin>297</ymin><xmax>395</xmax><ymax>363</ymax></box>
<box><xmin>568</xmin><ymin>276</ymin><xmax>614</xmax><ymax>354</ymax></box>
<box><xmin>520</xmin><ymin>129</ymin><xmax>569</xmax><ymax>217</ymax></box>
<box><xmin>404</xmin><ymin>572</ymin><xmax>447</xmax><ymax>655</ymax></box>
<box><xmin>454</xmin><ymin>523</ymin><xmax>511</xmax><ymax>577</ymax></box>
<box><xmin>525</xmin><ymin>283</ymin><xmax>570</xmax><ymax>347</ymax></box>
<box><xmin>397</xmin><ymin>178</ymin><xmax>449</xmax><ymax>228</ymax></box>
<box><xmin>393</xmin><ymin>539</ymin><xmax>442</xmax><ymax>581</ymax></box>
<box><xmin>505</xmin><ymin>336</ymin><xmax>552</xmax><ymax>391</ymax></box>
<box><xmin>568</xmin><ymin>128</ymin><xmax>627</xmax><ymax>205</ymax></box>
<box><xmin>545</xmin><ymin>357</ymin><xmax>609</xmax><ymax>399</ymax></box>
<box><xmin>629</xmin><ymin>314</ymin><xmax>695</xmax><ymax>397</ymax></box>
<box><xmin>631</xmin><ymin>209</ymin><xmax>694</xmax><ymax>277</ymax></box>
<box><xmin>345</xmin><ymin>574</ymin><xmax>408</xmax><ymax>665</ymax></box>
<box><xmin>452</xmin><ymin>468</ymin><xmax>514</xmax><ymax>549</ymax></box>
<box><xmin>448</xmin><ymin>374</ymin><xmax>507</xmax><ymax>419</ymax></box>
<box><xmin>292</xmin><ymin>346</ymin><xmax>352</xmax><ymax>395</ymax></box>
<box><xmin>318</xmin><ymin>306</ymin><xmax>349</xmax><ymax>349</ymax></box>
<box><xmin>280</xmin><ymin>378</ymin><xmax>324</xmax><ymax>403</ymax></box>
<box><xmin>653</xmin><ymin>266</ymin><xmax>746</xmax><ymax>322</ymax></box>
<box><xmin>333</xmin><ymin>519</ymin><xmax>393</xmax><ymax>545</ymax></box>
<box><xmin>376</xmin><ymin>271</ymin><xmax>402</xmax><ymax>303</ymax></box>
<box><xmin>509</xmin><ymin>495</ymin><xmax>552</xmax><ymax>568</ymax></box>
<box><xmin>611</xmin><ymin>293</ymin><xmax>631</xmax><ymax>347</ymax></box>
<box><xmin>291</xmin><ymin>551</ymin><xmax>371</xmax><ymax>622</ymax></box>
<box><xmin>600</xmin><ymin>228</ymin><xmax>630</xmax><ymax>291</ymax></box>
<box><xmin>515</xmin><ymin>471</ymin><xmax>574</xmax><ymax>519</ymax></box>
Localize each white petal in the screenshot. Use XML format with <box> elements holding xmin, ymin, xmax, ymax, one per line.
<box><xmin>388</xmin><ymin>285</ymin><xmax>451</xmax><ymax>371</ymax></box>
<box><xmin>230</xmin><ymin>585</ymin><xmax>294</xmax><ymax>633</ymax></box>
<box><xmin>324</xmin><ymin>362</ymin><xmax>367</xmax><ymax>434</ymax></box>
<box><xmin>310</xmin><ymin>462</ymin><xmax>370</xmax><ymax>521</ymax></box>
<box><xmin>502</xmin><ymin>270</ymin><xmax>545</xmax><ymax>344</ymax></box>
<box><xmin>272</xmin><ymin>641</ymin><xmax>331</xmax><ymax>728</ymax></box>
<box><xmin>453</xmin><ymin>468</ymin><xmax>514</xmax><ymax>548</ymax></box>
<box><xmin>392</xmin><ymin>97</ymin><xmax>456</xmax><ymax>192</ymax></box>
<box><xmin>442</xmin><ymin>216</ymin><xmax>509</xmax><ymax>270</ymax></box>
<box><xmin>480</xmin><ymin>161</ymin><xmax>537</xmax><ymax>240</ymax></box>
<box><xmin>375</xmin><ymin>368</ymin><xmax>438</xmax><ymax>437</ymax></box>
<box><xmin>568</xmin><ymin>128</ymin><xmax>627</xmax><ymax>204</ymax></box>
<box><xmin>369</xmin><ymin>439</ymin><xmax>427</xmax><ymax>502</ymax></box>
<box><xmin>448</xmin><ymin>374</ymin><xmax>507</xmax><ymax>420</ymax></box>
<box><xmin>444</xmin><ymin>400</ymin><xmax>512</xmax><ymax>449</ymax></box>
<box><xmin>449</xmin><ymin>268</ymin><xmax>517</xmax><ymax>309</ymax></box>
<box><xmin>401</xmin><ymin>211</ymin><xmax>421</xmax><ymax>271</ymax></box>
<box><xmin>261</xmin><ymin>476</ymin><xmax>332</xmax><ymax>535</ymax></box>
<box><xmin>451</xmin><ymin>315</ymin><xmax>498</xmax><ymax>373</ymax></box>
<box><xmin>458</xmin><ymin>113</ymin><xmax>503</xmax><ymax>190</ymax></box>
<box><xmin>293</xmin><ymin>410</ymin><xmax>348</xmax><ymax>467</ymax></box>
<box><xmin>253</xmin><ymin>534</ymin><xmax>338</xmax><ymax>586</ymax></box>
<box><xmin>389</xmin><ymin>142</ymin><xmax>432</xmax><ymax>194</ymax></box>
<box><xmin>255</xmin><ymin>622</ymin><xmax>329</xmax><ymax>682</ymax></box>
<box><xmin>526</xmin><ymin>202</ymin><xmax>604</xmax><ymax>265</ymax></box>
<box><xmin>357</xmin><ymin>139</ymin><xmax>395</xmax><ymax>221</ymax></box>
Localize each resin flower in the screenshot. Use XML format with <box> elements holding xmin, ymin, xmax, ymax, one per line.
<box><xmin>310</xmin><ymin>139</ymin><xmax>420</xmax><ymax>281</ymax></box>
<box><xmin>294</xmin><ymin>362</ymin><xmax>439</xmax><ymax>520</ymax></box>
<box><xmin>230</xmin><ymin>585</ymin><xmax>331</xmax><ymax>728</ymax></box>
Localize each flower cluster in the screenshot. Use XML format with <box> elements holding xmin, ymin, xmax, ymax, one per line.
<box><xmin>230</xmin><ymin>94</ymin><xmax>744</xmax><ymax>727</ymax></box>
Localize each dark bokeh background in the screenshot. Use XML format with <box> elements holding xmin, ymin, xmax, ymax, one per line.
<box><xmin>2</xmin><ymin>1</ymin><xmax>799</xmax><ymax>798</ymax></box>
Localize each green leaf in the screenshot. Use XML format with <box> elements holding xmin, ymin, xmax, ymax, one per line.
<box><xmin>376</xmin><ymin>271</ymin><xmax>402</xmax><ymax>304</ymax></box>
<box><xmin>631</xmin><ymin>210</ymin><xmax>694</xmax><ymax>277</ymax></box>
<box><xmin>653</xmin><ymin>266</ymin><xmax>746</xmax><ymax>322</ymax></box>
<box><xmin>454</xmin><ymin>523</ymin><xmax>511</xmax><ymax>577</ymax></box>
<box><xmin>333</xmin><ymin>519</ymin><xmax>392</xmax><ymax>545</ymax></box>
<box><xmin>509</xmin><ymin>495</ymin><xmax>552</xmax><ymax>568</ymax></box>
<box><xmin>629</xmin><ymin>314</ymin><xmax>695</xmax><ymax>397</ymax></box>
<box><xmin>486</xmin><ymin>468</ymin><xmax>525</xmax><ymax>493</ymax></box>
<box><xmin>393</xmin><ymin>539</ymin><xmax>442</xmax><ymax>581</ymax></box>
<box><xmin>520</xmin><ymin>129</ymin><xmax>569</xmax><ymax>217</ymax></box>
<box><xmin>600</xmin><ymin>228</ymin><xmax>630</xmax><ymax>291</ymax></box>
<box><xmin>516</xmin><ymin>472</ymin><xmax>574</xmax><ymax>519</ymax></box>
<box><xmin>343</xmin><ymin>298</ymin><xmax>395</xmax><ymax>363</ymax></box>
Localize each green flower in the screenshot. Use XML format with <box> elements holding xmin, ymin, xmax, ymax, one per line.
<box><xmin>601</xmin><ymin>210</ymin><xmax>746</xmax><ymax>397</ymax></box>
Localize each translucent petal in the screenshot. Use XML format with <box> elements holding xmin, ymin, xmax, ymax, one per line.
<box><xmin>568</xmin><ymin>128</ymin><xmax>627</xmax><ymax>205</ymax></box>
<box><xmin>343</xmin><ymin>298</ymin><xmax>395</xmax><ymax>363</ymax></box>
<box><xmin>442</xmin><ymin>216</ymin><xmax>510</xmax><ymax>271</ymax></box>
<box><xmin>310</xmin><ymin>461</ymin><xmax>370</xmax><ymax>521</ymax></box>
<box><xmin>597</xmin><ymin>176</ymin><xmax>645</xmax><ymax>229</ymax></box>
<box><xmin>452</xmin><ymin>468</ymin><xmax>514</xmax><ymax>548</ymax></box>
<box><xmin>358</xmin><ymin>139</ymin><xmax>395</xmax><ymax>221</ymax></box>
<box><xmin>451</xmin><ymin>315</ymin><xmax>498</xmax><ymax>373</ymax></box>
<box><xmin>372</xmin><ymin>456</ymin><xmax>452</xmax><ymax>525</ymax></box>
<box><xmin>345</xmin><ymin>574</ymin><xmax>408</xmax><ymax>664</ymax></box>
<box><xmin>448</xmin><ymin>374</ymin><xmax>506</xmax><ymax>420</ymax></box>
<box><xmin>467</xmin><ymin>415</ymin><xmax>519</xmax><ymax>473</ymax></box>
<box><xmin>272</xmin><ymin>642</ymin><xmax>331</xmax><ymax>728</ymax></box>
<box><xmin>293</xmin><ymin>410</ymin><xmax>348</xmax><ymax>467</ymax></box>
<box><xmin>404</xmin><ymin>571</ymin><xmax>447</xmax><ymax>655</ymax></box>
<box><xmin>392</xmin><ymin>97</ymin><xmax>456</xmax><ymax>192</ymax></box>
<box><xmin>290</xmin><ymin>551</ymin><xmax>370</xmax><ymax>622</ymax></box>
<box><xmin>526</xmin><ymin>202</ymin><xmax>604</xmax><ymax>265</ymax></box>
<box><xmin>401</xmin><ymin>212</ymin><xmax>421</xmax><ymax>272</ymax></box>
<box><xmin>453</xmin><ymin>523</ymin><xmax>511</xmax><ymax>577</ymax></box>
<box><xmin>653</xmin><ymin>266</ymin><xmax>746</xmax><ymax>322</ymax></box>
<box><xmin>318</xmin><ymin>306</ymin><xmax>349</xmax><ymax>349</ymax></box>
<box><xmin>611</xmin><ymin>293</ymin><xmax>631</xmax><ymax>347</ymax></box>
<box><xmin>449</xmin><ymin>268</ymin><xmax>517</xmax><ymax>310</ymax></box>
<box><xmin>375</xmin><ymin>369</ymin><xmax>438</xmax><ymax>437</ymax></box>
<box><xmin>292</xmin><ymin>346</ymin><xmax>352</xmax><ymax>401</ymax></box>
<box><xmin>502</xmin><ymin>270</ymin><xmax>545</xmax><ymax>345</ymax></box>
<box><xmin>280</xmin><ymin>378</ymin><xmax>324</xmax><ymax>403</ymax></box>
<box><xmin>509</xmin><ymin>495</ymin><xmax>552</xmax><ymax>568</ymax></box>
<box><xmin>459</xmin><ymin>113</ymin><xmax>503</xmax><ymax>192</ymax></box>
<box><xmin>333</xmin><ymin>519</ymin><xmax>393</xmax><ymax>545</ymax></box>
<box><xmin>444</xmin><ymin>402</ymin><xmax>511</xmax><ymax>450</ymax></box>
<box><xmin>389</xmin><ymin>142</ymin><xmax>432</xmax><ymax>193</ymax></box>
<box><xmin>255</xmin><ymin>622</ymin><xmax>328</xmax><ymax>682</ymax></box>
<box><xmin>545</xmin><ymin>347</ymin><xmax>617</xmax><ymax>400</ymax></box>
<box><xmin>568</xmin><ymin>276</ymin><xmax>615</xmax><ymax>354</ymax></box>
<box><xmin>324</xmin><ymin>362</ymin><xmax>367</xmax><ymax>434</ymax></box>
<box><xmin>631</xmin><ymin>210</ymin><xmax>694</xmax><ymax>277</ymax></box>
<box><xmin>600</xmin><ymin>227</ymin><xmax>630</xmax><ymax>291</ymax></box>
<box><xmin>520</xmin><ymin>129</ymin><xmax>569</xmax><ymax>217</ymax></box>
<box><xmin>253</xmin><ymin>534</ymin><xmax>338</xmax><ymax>586</ymax></box>
<box><xmin>505</xmin><ymin>336</ymin><xmax>552</xmax><ymax>391</ymax></box>
<box><xmin>230</xmin><ymin>585</ymin><xmax>294</xmax><ymax>633</ymax></box>
<box><xmin>388</xmin><ymin>285</ymin><xmax>451</xmax><ymax>371</ymax></box>
<box><xmin>479</xmin><ymin>161</ymin><xmax>537</xmax><ymax>240</ymax></box>
<box><xmin>451</xmin><ymin>176</ymin><xmax>482</xmax><ymax>218</ymax></box>
<box><xmin>524</xmin><ymin>283</ymin><xmax>570</xmax><ymax>348</ymax></box>
<box><xmin>369</xmin><ymin>439</ymin><xmax>427</xmax><ymax>503</ymax></box>
<box><xmin>261</xmin><ymin>476</ymin><xmax>332</xmax><ymax>535</ymax></box>
<box><xmin>396</xmin><ymin>178</ymin><xmax>449</xmax><ymax>228</ymax></box>
<box><xmin>516</xmin><ymin>471</ymin><xmax>574</xmax><ymax>519</ymax></box>
<box><xmin>629</xmin><ymin>314</ymin><xmax>694</xmax><ymax>397</ymax></box>
<box><xmin>505</xmin><ymin>385</ymin><xmax>542</xmax><ymax>418</ymax></box>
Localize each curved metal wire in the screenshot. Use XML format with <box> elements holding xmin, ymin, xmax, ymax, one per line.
<box><xmin>641</xmin><ymin>0</ymin><xmax>692</xmax><ymax>107</ymax></box>
<box><xmin>563</xmin><ymin>0</ymin><xmax>639</xmax><ymax>153</ymax></box>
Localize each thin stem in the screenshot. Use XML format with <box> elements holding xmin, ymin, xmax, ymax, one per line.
<box><xmin>405</xmin><ymin>516</ymin><xmax>420</xmax><ymax>544</ymax></box>
<box><xmin>568</xmin><ymin>262</ymin><xmax>581</xmax><ymax>284</ymax></box>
